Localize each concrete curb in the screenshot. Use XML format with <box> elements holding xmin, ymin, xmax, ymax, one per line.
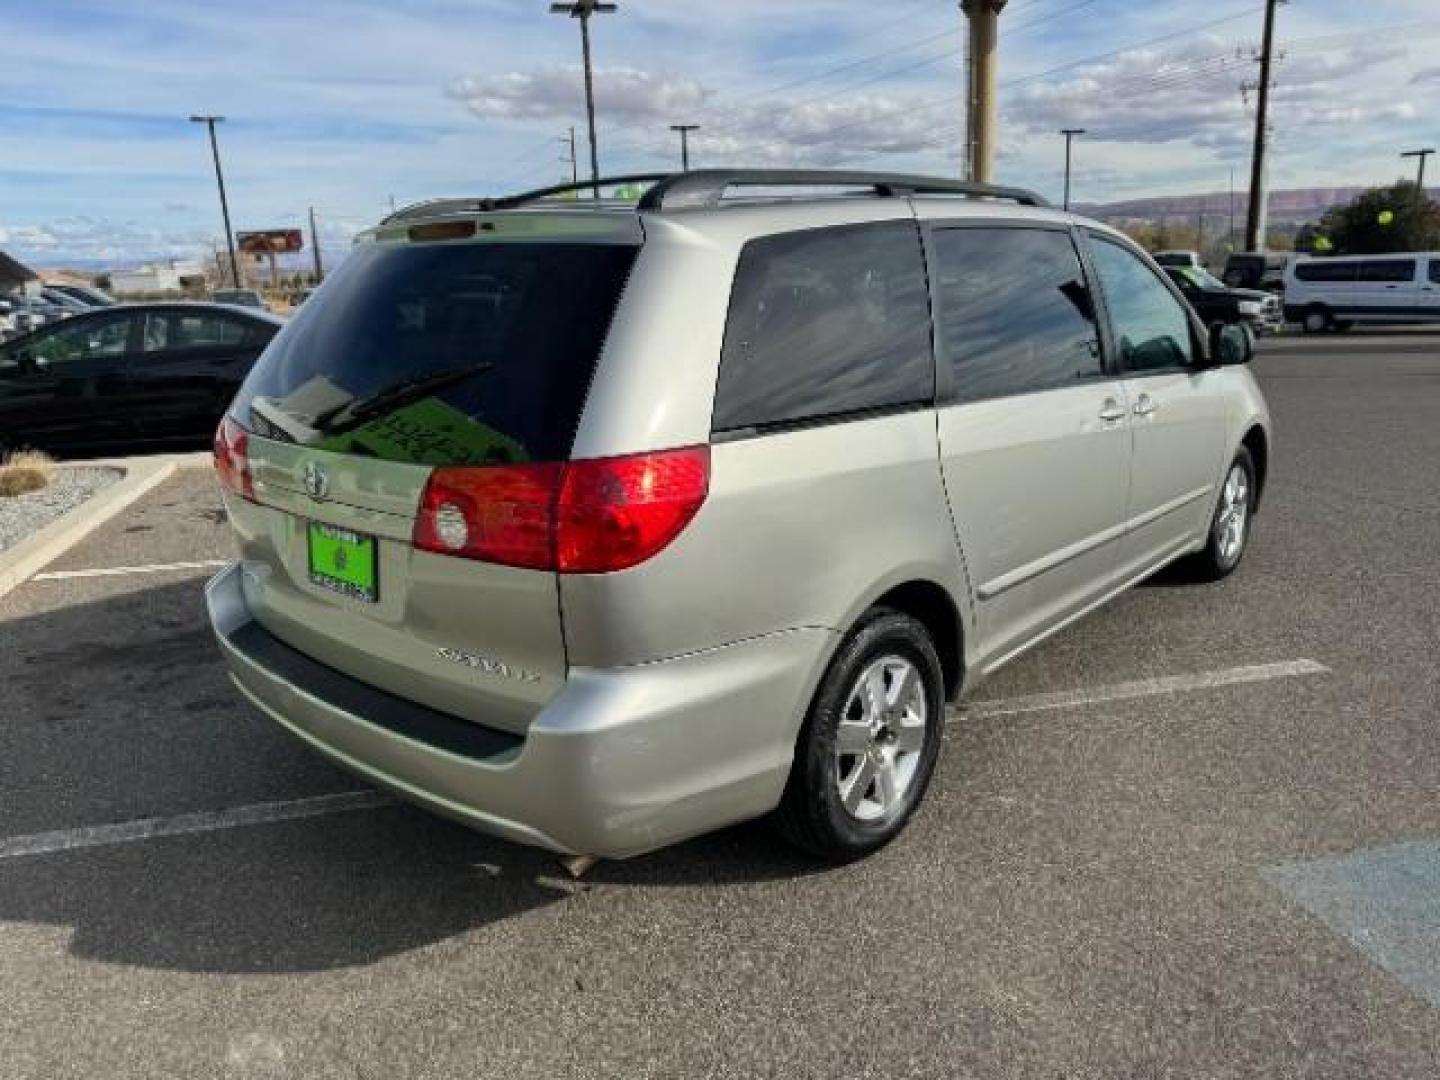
<box><xmin>0</xmin><ymin>452</ymin><xmax>211</xmax><ymax>601</ymax></box>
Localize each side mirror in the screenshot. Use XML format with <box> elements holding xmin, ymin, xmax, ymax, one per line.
<box><xmin>1208</xmin><ymin>321</ymin><xmax>1253</xmax><ymax>367</ymax></box>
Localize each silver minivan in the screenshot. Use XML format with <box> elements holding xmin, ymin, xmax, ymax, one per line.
<box><xmin>207</xmin><ymin>170</ymin><xmax>1271</xmax><ymax>864</ymax></box>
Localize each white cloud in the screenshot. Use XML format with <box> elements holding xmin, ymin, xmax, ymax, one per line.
<box><xmin>447</xmin><ymin>66</ymin><xmax>710</xmax><ymax>123</ymax></box>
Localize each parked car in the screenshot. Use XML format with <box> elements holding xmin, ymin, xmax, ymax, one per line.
<box><xmin>0</xmin><ymin>302</ymin><xmax>282</xmax><ymax>455</ymax></box>
<box><xmin>206</xmin><ymin>169</ymin><xmax>1270</xmax><ymax>865</ymax></box>
<box><xmin>40</xmin><ymin>287</ymin><xmax>91</xmax><ymax>315</ymax></box>
<box><xmin>212</xmin><ymin>288</ymin><xmax>270</xmax><ymax>311</ymax></box>
<box><xmin>1153</xmin><ymin>249</ymin><xmax>1203</xmax><ymax>269</ymax></box>
<box><xmin>1164</xmin><ymin>264</ymin><xmax>1283</xmax><ymax>335</ymax></box>
<box><xmin>0</xmin><ymin>293</ymin><xmax>66</xmax><ymax>338</ymax></box>
<box><xmin>43</xmin><ymin>282</ymin><xmax>117</xmax><ymax>308</ymax></box>
<box><xmin>1283</xmin><ymin>252</ymin><xmax>1440</xmax><ymax>333</ymax></box>
<box><xmin>1222</xmin><ymin>251</ymin><xmax>1289</xmax><ymax>293</ymax></box>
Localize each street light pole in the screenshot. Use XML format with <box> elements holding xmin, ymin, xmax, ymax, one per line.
<box><xmin>1401</xmin><ymin>148</ymin><xmax>1435</xmax><ymax>192</ymax></box>
<box><xmin>669</xmin><ymin>124</ymin><xmax>699</xmax><ymax>171</ymax></box>
<box><xmin>551</xmin><ymin>1</ymin><xmax>616</xmax><ymax>199</ymax></box>
<box><xmin>189</xmin><ymin>115</ymin><xmax>239</xmax><ymax>288</ymax></box>
<box><xmin>1061</xmin><ymin>128</ymin><xmax>1085</xmax><ymax>211</ymax></box>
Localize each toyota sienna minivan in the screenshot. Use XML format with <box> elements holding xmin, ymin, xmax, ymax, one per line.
<box><xmin>207</xmin><ymin>169</ymin><xmax>1271</xmax><ymax>864</ymax></box>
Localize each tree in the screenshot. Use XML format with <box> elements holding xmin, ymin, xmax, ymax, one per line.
<box><xmin>1314</xmin><ymin>182</ymin><xmax>1440</xmax><ymax>255</ymax></box>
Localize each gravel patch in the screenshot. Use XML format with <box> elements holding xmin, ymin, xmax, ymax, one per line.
<box><xmin>0</xmin><ymin>466</ymin><xmax>123</xmax><ymax>552</ymax></box>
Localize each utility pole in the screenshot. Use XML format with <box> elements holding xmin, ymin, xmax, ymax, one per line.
<box><xmin>1401</xmin><ymin>148</ymin><xmax>1435</xmax><ymax>191</ymax></box>
<box><xmin>669</xmin><ymin>124</ymin><xmax>699</xmax><ymax>171</ymax></box>
<box><xmin>189</xmin><ymin>115</ymin><xmax>239</xmax><ymax>288</ymax></box>
<box><xmin>1196</xmin><ymin>210</ymin><xmax>1205</xmax><ymax>259</ymax></box>
<box><xmin>1061</xmin><ymin>128</ymin><xmax>1084</xmax><ymax>210</ymax></box>
<box><xmin>960</xmin><ymin>0</ymin><xmax>1007</xmax><ymax>183</ymax></box>
<box><xmin>308</xmin><ymin>206</ymin><xmax>324</xmax><ymax>282</ymax></box>
<box><xmin>1228</xmin><ymin>167</ymin><xmax>1236</xmax><ymax>252</ymax></box>
<box><xmin>960</xmin><ymin>15</ymin><xmax>973</xmax><ymax>181</ymax></box>
<box><xmin>1244</xmin><ymin>0</ymin><xmax>1281</xmax><ymax>252</ymax></box>
<box><xmin>551</xmin><ymin>0</ymin><xmax>616</xmax><ymax>199</ymax></box>
<box><xmin>560</xmin><ymin>126</ymin><xmax>579</xmax><ymax>184</ymax></box>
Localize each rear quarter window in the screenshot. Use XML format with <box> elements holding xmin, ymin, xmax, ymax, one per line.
<box><xmin>712</xmin><ymin>221</ymin><xmax>934</xmax><ymax>433</ymax></box>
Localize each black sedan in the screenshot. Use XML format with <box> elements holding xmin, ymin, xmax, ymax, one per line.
<box><xmin>0</xmin><ymin>303</ymin><xmax>282</xmax><ymax>455</ymax></box>
<box><xmin>1163</xmin><ymin>265</ymin><xmax>1283</xmax><ymax>336</ymax></box>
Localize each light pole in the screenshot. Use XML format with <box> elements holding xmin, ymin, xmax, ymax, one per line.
<box><xmin>550</xmin><ymin>0</ymin><xmax>616</xmax><ymax>199</ymax></box>
<box><xmin>189</xmin><ymin>115</ymin><xmax>239</xmax><ymax>288</ymax></box>
<box><xmin>960</xmin><ymin>0</ymin><xmax>1008</xmax><ymax>183</ymax></box>
<box><xmin>670</xmin><ymin>124</ymin><xmax>699</xmax><ymax>171</ymax></box>
<box><xmin>1401</xmin><ymin>148</ymin><xmax>1435</xmax><ymax>191</ymax></box>
<box><xmin>1061</xmin><ymin>128</ymin><xmax>1085</xmax><ymax>211</ymax></box>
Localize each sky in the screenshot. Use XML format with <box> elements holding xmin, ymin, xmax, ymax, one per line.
<box><xmin>1</xmin><ymin>0</ymin><xmax>1437</xmax><ymax>267</ymax></box>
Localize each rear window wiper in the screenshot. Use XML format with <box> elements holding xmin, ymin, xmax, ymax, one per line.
<box><xmin>312</xmin><ymin>363</ymin><xmax>495</xmax><ymax>435</ymax></box>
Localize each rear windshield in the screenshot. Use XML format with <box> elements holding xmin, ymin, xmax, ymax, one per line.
<box><xmin>230</xmin><ymin>240</ymin><xmax>637</xmax><ymax>465</ymax></box>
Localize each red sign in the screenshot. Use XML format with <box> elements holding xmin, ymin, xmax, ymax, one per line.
<box><xmin>237</xmin><ymin>229</ymin><xmax>304</xmax><ymax>254</ymax></box>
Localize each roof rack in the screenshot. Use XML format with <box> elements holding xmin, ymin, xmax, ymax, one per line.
<box><xmin>637</xmin><ymin>169</ymin><xmax>1049</xmax><ymax>210</ymax></box>
<box><xmin>381</xmin><ymin>168</ymin><xmax>1048</xmax><ymax>223</ymax></box>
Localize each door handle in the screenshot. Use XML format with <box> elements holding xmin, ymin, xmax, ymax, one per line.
<box><xmin>1133</xmin><ymin>393</ymin><xmax>1159</xmax><ymax>417</ymax></box>
<box><xmin>1098</xmin><ymin>399</ymin><xmax>1127</xmax><ymax>423</ymax></box>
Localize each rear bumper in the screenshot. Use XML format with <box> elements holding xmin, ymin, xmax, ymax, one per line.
<box><xmin>206</xmin><ymin>562</ymin><xmax>834</xmax><ymax>858</ymax></box>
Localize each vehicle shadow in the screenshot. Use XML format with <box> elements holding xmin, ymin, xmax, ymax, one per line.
<box><xmin>0</xmin><ymin>575</ymin><xmax>823</xmax><ymax>976</ymax></box>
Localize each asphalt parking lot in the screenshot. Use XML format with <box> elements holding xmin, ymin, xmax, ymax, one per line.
<box><xmin>3</xmin><ymin>330</ymin><xmax>1439</xmax><ymax>1079</ymax></box>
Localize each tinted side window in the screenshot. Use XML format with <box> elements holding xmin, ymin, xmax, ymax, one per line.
<box><xmin>1295</xmin><ymin>261</ymin><xmax>1357</xmax><ymax>283</ymax></box>
<box><xmin>1430</xmin><ymin>260</ymin><xmax>1440</xmax><ymax>285</ymax></box>
<box><xmin>1358</xmin><ymin>259</ymin><xmax>1415</xmax><ymax>283</ymax></box>
<box><xmin>30</xmin><ymin>313</ymin><xmax>134</xmax><ymax>366</ymax></box>
<box><xmin>932</xmin><ymin>227</ymin><xmax>1102</xmax><ymax>403</ymax></box>
<box><xmin>142</xmin><ymin>312</ymin><xmax>249</xmax><ymax>353</ymax></box>
<box><xmin>1089</xmin><ymin>237</ymin><xmax>1193</xmax><ymax>373</ymax></box>
<box><xmin>713</xmin><ymin>222</ymin><xmax>933</xmax><ymax>432</ymax></box>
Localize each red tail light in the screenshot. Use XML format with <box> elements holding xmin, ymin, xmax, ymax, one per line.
<box><xmin>555</xmin><ymin>447</ymin><xmax>711</xmax><ymax>572</ymax></box>
<box><xmin>412</xmin><ymin>446</ymin><xmax>710</xmax><ymax>574</ymax></box>
<box><xmin>413</xmin><ymin>461</ymin><xmax>563</xmax><ymax>570</ymax></box>
<box><xmin>213</xmin><ymin>415</ymin><xmax>255</xmax><ymax>502</ymax></box>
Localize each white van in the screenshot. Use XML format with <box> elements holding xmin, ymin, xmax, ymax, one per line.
<box><xmin>1284</xmin><ymin>252</ymin><xmax>1440</xmax><ymax>332</ymax></box>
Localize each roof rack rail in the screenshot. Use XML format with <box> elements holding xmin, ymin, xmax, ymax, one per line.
<box><xmin>382</xmin><ymin>174</ymin><xmax>674</xmax><ymax>223</ymax></box>
<box><xmin>636</xmin><ymin>169</ymin><xmax>1049</xmax><ymax>210</ymax></box>
<box><xmin>381</xmin><ymin>168</ymin><xmax>1048</xmax><ymax>224</ymax></box>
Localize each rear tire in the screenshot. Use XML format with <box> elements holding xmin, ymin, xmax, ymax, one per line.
<box><xmin>775</xmin><ymin>608</ymin><xmax>945</xmax><ymax>862</ymax></box>
<box><xmin>1185</xmin><ymin>447</ymin><xmax>1256</xmax><ymax>582</ymax></box>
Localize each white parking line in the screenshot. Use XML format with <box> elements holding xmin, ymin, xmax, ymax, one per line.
<box><xmin>962</xmin><ymin>659</ymin><xmax>1330</xmax><ymax>719</ymax></box>
<box><xmin>0</xmin><ymin>791</ymin><xmax>395</xmax><ymax>862</ymax></box>
<box><xmin>32</xmin><ymin>559</ymin><xmax>230</xmax><ymax>581</ymax></box>
<box><xmin>0</xmin><ymin>660</ymin><xmax>1329</xmax><ymax>863</ymax></box>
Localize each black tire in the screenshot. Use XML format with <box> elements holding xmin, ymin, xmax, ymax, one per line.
<box><xmin>774</xmin><ymin>608</ymin><xmax>945</xmax><ymax>862</ymax></box>
<box><xmin>1185</xmin><ymin>446</ymin><xmax>1257</xmax><ymax>582</ymax></box>
<box><xmin>1301</xmin><ymin>305</ymin><xmax>1332</xmax><ymax>334</ymax></box>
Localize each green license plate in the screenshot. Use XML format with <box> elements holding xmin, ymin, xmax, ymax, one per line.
<box><xmin>307</xmin><ymin>522</ymin><xmax>378</xmax><ymax>602</ymax></box>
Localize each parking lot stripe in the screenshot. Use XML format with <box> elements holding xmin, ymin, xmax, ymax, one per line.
<box><xmin>31</xmin><ymin>559</ymin><xmax>231</xmax><ymax>581</ymax></box>
<box><xmin>0</xmin><ymin>791</ymin><xmax>395</xmax><ymax>862</ymax></box>
<box><xmin>962</xmin><ymin>659</ymin><xmax>1330</xmax><ymax>719</ymax></box>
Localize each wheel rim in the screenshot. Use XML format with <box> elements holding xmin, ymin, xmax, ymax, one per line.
<box><xmin>1215</xmin><ymin>464</ymin><xmax>1250</xmax><ymax>564</ymax></box>
<box><xmin>1305</xmin><ymin>311</ymin><xmax>1326</xmax><ymax>332</ymax></box>
<box><xmin>834</xmin><ymin>655</ymin><xmax>928</xmax><ymax>822</ymax></box>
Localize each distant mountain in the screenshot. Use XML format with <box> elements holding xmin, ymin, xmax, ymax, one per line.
<box><xmin>1077</xmin><ymin>186</ymin><xmax>1439</xmax><ymax>231</ymax></box>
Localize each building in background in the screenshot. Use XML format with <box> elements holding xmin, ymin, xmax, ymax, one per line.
<box><xmin>108</xmin><ymin>260</ymin><xmax>205</xmax><ymax>295</ymax></box>
<box><xmin>0</xmin><ymin>251</ymin><xmax>40</xmax><ymax>295</ymax></box>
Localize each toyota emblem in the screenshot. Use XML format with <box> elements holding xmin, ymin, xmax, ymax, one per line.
<box><xmin>303</xmin><ymin>461</ymin><xmax>329</xmax><ymax>501</ymax></box>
